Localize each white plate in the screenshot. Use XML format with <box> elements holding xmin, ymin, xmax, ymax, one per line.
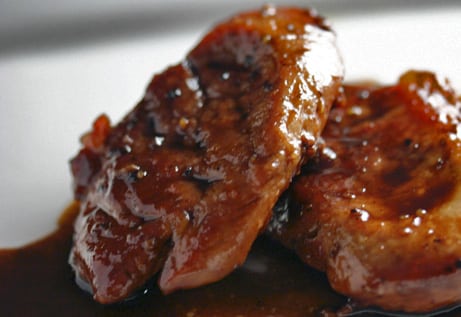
<box><xmin>1</xmin><ymin>2</ymin><xmax>461</xmax><ymax>247</ymax></box>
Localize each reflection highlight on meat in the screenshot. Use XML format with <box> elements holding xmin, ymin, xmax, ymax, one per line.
<box><xmin>69</xmin><ymin>5</ymin><xmax>343</xmax><ymax>304</ymax></box>
<box><xmin>268</xmin><ymin>71</ymin><xmax>461</xmax><ymax>313</ymax></box>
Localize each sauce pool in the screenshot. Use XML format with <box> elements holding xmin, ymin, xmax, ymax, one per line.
<box><xmin>0</xmin><ymin>202</ymin><xmax>345</xmax><ymax>317</ymax></box>
<box><xmin>2</xmin><ymin>203</ymin><xmax>461</xmax><ymax>316</ymax></box>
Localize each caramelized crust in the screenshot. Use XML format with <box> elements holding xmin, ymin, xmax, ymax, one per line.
<box><xmin>269</xmin><ymin>71</ymin><xmax>461</xmax><ymax>313</ymax></box>
<box><xmin>69</xmin><ymin>6</ymin><xmax>343</xmax><ymax>303</ymax></box>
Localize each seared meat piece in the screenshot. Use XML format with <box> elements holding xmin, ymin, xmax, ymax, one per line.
<box><xmin>69</xmin><ymin>6</ymin><xmax>343</xmax><ymax>304</ymax></box>
<box><xmin>268</xmin><ymin>71</ymin><xmax>461</xmax><ymax>313</ymax></box>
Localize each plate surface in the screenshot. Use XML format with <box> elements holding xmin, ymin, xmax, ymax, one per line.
<box><xmin>1</xmin><ymin>1</ymin><xmax>461</xmax><ymax>247</ymax></box>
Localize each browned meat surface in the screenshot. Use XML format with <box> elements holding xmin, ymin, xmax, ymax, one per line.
<box><xmin>69</xmin><ymin>5</ymin><xmax>343</xmax><ymax>304</ymax></box>
<box><xmin>268</xmin><ymin>71</ymin><xmax>461</xmax><ymax>313</ymax></box>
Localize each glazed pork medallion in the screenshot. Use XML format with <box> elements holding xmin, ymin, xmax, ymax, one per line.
<box><xmin>69</xmin><ymin>5</ymin><xmax>343</xmax><ymax>304</ymax></box>
<box><xmin>268</xmin><ymin>71</ymin><xmax>461</xmax><ymax>313</ymax></box>
<box><xmin>68</xmin><ymin>4</ymin><xmax>461</xmax><ymax>315</ymax></box>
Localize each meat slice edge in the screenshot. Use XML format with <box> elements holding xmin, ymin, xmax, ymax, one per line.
<box><xmin>70</xmin><ymin>5</ymin><xmax>343</xmax><ymax>304</ymax></box>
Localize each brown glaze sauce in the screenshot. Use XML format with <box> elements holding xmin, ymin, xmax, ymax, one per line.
<box><xmin>0</xmin><ymin>202</ymin><xmax>346</xmax><ymax>317</ymax></box>
<box><xmin>2</xmin><ymin>203</ymin><xmax>461</xmax><ymax>316</ymax></box>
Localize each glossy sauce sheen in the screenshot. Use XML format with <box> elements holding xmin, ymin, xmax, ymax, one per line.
<box><xmin>2</xmin><ymin>204</ymin><xmax>461</xmax><ymax>316</ymax></box>
<box><xmin>0</xmin><ymin>203</ymin><xmax>347</xmax><ymax>317</ymax></box>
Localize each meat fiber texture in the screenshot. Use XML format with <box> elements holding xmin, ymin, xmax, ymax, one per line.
<box><xmin>69</xmin><ymin>5</ymin><xmax>343</xmax><ymax>304</ymax></box>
